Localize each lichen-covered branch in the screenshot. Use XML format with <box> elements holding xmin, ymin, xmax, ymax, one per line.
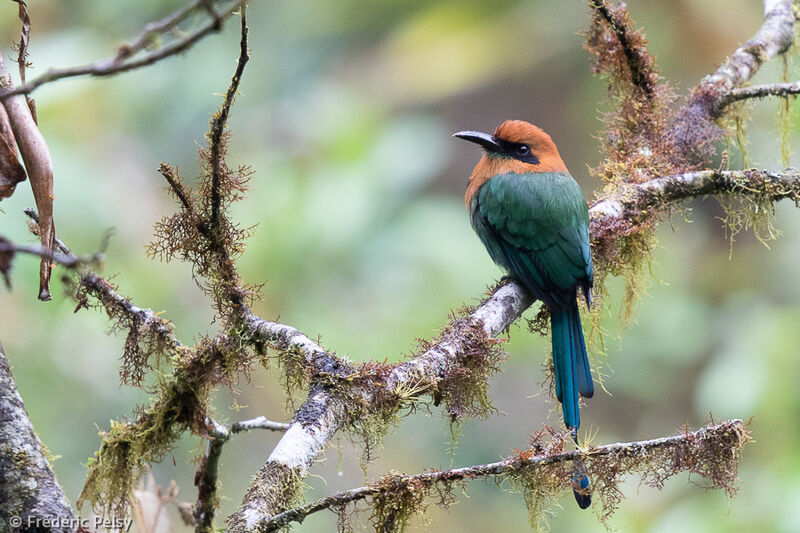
<box><xmin>228</xmin><ymin>283</ymin><xmax>532</xmax><ymax>531</ymax></box>
<box><xmin>262</xmin><ymin>419</ymin><xmax>748</xmax><ymax>532</ymax></box>
<box><xmin>0</xmin><ymin>0</ymin><xmax>247</xmax><ymax>100</ymax></box>
<box><xmin>0</xmin><ymin>342</ymin><xmax>74</xmax><ymax>532</ymax></box>
<box><xmin>703</xmin><ymin>0</ymin><xmax>795</xmax><ymax>95</ymax></box>
<box><xmin>590</xmin><ymin>168</ymin><xmax>800</xmax><ymax>231</ymax></box>
<box><xmin>673</xmin><ymin>0</ymin><xmax>795</xmax><ymax>157</ymax></box>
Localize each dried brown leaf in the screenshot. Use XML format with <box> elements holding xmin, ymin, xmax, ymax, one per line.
<box><xmin>0</xmin><ymin>57</ymin><xmax>56</xmax><ymax>300</ymax></box>
<box><xmin>0</xmin><ymin>105</ymin><xmax>26</xmax><ymax>200</ymax></box>
<box><xmin>0</xmin><ymin>237</ymin><xmax>14</xmax><ymax>289</ymax></box>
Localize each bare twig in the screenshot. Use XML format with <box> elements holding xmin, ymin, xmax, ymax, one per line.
<box><xmin>194</xmin><ymin>415</ymin><xmax>288</xmax><ymax>532</ymax></box>
<box><xmin>263</xmin><ymin>420</ymin><xmax>748</xmax><ymax>531</ymax></box>
<box><xmin>24</xmin><ymin>208</ymin><xmax>70</xmax><ymax>255</ymax></box>
<box><xmin>232</xmin><ymin>416</ymin><xmax>291</xmax><ymax>433</ymax></box>
<box><xmin>0</xmin><ymin>240</ymin><xmax>102</xmax><ymax>269</ymax></box>
<box><xmin>0</xmin><ymin>0</ymin><xmax>247</xmax><ymax>100</ymax></box>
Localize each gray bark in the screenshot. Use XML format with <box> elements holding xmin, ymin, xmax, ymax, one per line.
<box><xmin>0</xmin><ymin>342</ymin><xmax>75</xmax><ymax>533</ymax></box>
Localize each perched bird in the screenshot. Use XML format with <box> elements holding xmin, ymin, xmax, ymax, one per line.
<box><xmin>454</xmin><ymin>120</ymin><xmax>593</xmax><ymax>508</ymax></box>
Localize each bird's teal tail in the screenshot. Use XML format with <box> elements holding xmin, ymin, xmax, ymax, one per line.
<box><xmin>550</xmin><ymin>297</ymin><xmax>593</xmax><ymax>429</ymax></box>
<box><xmin>550</xmin><ymin>298</ymin><xmax>593</xmax><ymax>508</ymax></box>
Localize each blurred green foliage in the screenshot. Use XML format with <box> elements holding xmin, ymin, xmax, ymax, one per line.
<box><xmin>1</xmin><ymin>1</ymin><xmax>799</xmax><ymax>531</ymax></box>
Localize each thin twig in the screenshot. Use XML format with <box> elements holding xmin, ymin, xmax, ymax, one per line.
<box><xmin>716</xmin><ymin>81</ymin><xmax>800</xmax><ymax>109</ymax></box>
<box><xmin>23</xmin><ymin>207</ymin><xmax>69</xmax><ymax>254</ymax></box>
<box><xmin>0</xmin><ymin>0</ymin><xmax>246</xmax><ymax>100</ymax></box>
<box><xmin>232</xmin><ymin>416</ymin><xmax>291</xmax><ymax>433</ymax></box>
<box><xmin>0</xmin><ymin>240</ymin><xmax>101</xmax><ymax>269</ymax></box>
<box><xmin>194</xmin><ymin>416</ymin><xmax>288</xmax><ymax>532</ymax></box>
<box><xmin>263</xmin><ymin>420</ymin><xmax>747</xmax><ymax>532</ymax></box>
<box><xmin>159</xmin><ymin>163</ymin><xmax>194</xmax><ymax>213</ymax></box>
<box><xmin>23</xmin><ymin>208</ymin><xmax>183</xmax><ymax>354</ymax></box>
<box><xmin>209</xmin><ymin>1</ymin><xmax>249</xmax><ymax>243</ymax></box>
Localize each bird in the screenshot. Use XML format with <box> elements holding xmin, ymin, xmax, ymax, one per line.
<box><xmin>454</xmin><ymin>119</ymin><xmax>594</xmax><ymax>508</ymax></box>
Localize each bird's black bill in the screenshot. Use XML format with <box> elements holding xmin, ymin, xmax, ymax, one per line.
<box><xmin>453</xmin><ymin>130</ymin><xmax>503</xmax><ymax>153</ymax></box>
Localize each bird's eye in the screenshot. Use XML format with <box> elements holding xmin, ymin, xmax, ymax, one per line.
<box><xmin>516</xmin><ymin>145</ymin><xmax>530</xmax><ymax>156</ymax></box>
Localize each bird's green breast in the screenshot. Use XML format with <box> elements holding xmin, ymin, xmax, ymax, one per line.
<box><xmin>473</xmin><ymin>172</ymin><xmax>588</xmax><ymax>233</ymax></box>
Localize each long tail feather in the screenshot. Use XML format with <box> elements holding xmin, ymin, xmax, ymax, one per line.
<box><xmin>551</xmin><ymin>299</ymin><xmax>594</xmax><ymax>509</ymax></box>
<box><xmin>550</xmin><ymin>306</ymin><xmax>577</xmax><ymax>429</ymax></box>
<box><xmin>571</xmin><ymin>300</ymin><xmax>593</xmax><ymax>399</ymax></box>
<box><xmin>551</xmin><ymin>298</ymin><xmax>592</xmax><ymax>429</ymax></box>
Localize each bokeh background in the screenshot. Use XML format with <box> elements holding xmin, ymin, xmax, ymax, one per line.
<box><xmin>1</xmin><ymin>1</ymin><xmax>799</xmax><ymax>531</ymax></box>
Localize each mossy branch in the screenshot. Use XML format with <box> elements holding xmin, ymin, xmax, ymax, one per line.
<box><xmin>587</xmin><ymin>0</ymin><xmax>656</xmax><ymax>96</ymax></box>
<box><xmin>590</xmin><ymin>168</ymin><xmax>800</xmax><ymax>233</ymax></box>
<box><xmin>262</xmin><ymin>420</ymin><xmax>749</xmax><ymax>532</ymax></box>
<box><xmin>209</xmin><ymin>2</ymin><xmax>249</xmax><ymax>242</ymax></box>
<box><xmin>672</xmin><ymin>0</ymin><xmax>795</xmax><ymax>157</ymax></box>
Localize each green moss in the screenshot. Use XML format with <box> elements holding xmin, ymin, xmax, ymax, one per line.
<box><xmin>369</xmin><ymin>472</ymin><xmax>458</xmax><ymax>533</ymax></box>
<box><xmin>506</xmin><ymin>419</ymin><xmax>750</xmax><ymax>531</ymax></box>
<box><xmin>230</xmin><ymin>462</ymin><xmax>304</xmax><ymax>532</ymax></box>
<box><xmin>78</xmin><ymin>371</ymin><xmax>211</xmax><ymax>515</ymax></box>
<box><xmin>717</xmin><ymin>175</ymin><xmax>785</xmax><ymax>254</ymax></box>
<box><xmin>432</xmin><ymin>318</ymin><xmax>506</xmax><ymax>424</ymax></box>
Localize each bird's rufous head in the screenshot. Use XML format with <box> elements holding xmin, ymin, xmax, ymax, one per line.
<box><xmin>454</xmin><ymin>120</ymin><xmax>569</xmax><ymax>207</ymax></box>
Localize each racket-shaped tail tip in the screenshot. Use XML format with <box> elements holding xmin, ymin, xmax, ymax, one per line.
<box><xmin>572</xmin><ymin>467</ymin><xmax>591</xmax><ymax>509</ymax></box>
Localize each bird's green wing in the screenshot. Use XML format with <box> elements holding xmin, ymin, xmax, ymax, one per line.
<box><xmin>471</xmin><ymin>171</ymin><xmax>592</xmax><ymax>307</ymax></box>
